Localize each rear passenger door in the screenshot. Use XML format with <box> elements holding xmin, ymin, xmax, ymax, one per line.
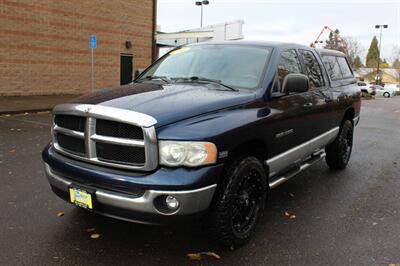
<box><xmin>298</xmin><ymin>49</ymin><xmax>335</xmax><ymax>136</ymax></box>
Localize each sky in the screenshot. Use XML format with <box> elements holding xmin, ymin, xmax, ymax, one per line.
<box><xmin>157</xmin><ymin>0</ymin><xmax>400</xmax><ymax>63</ymax></box>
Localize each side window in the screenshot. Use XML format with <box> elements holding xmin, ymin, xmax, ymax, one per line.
<box><xmin>274</xmin><ymin>49</ymin><xmax>302</xmax><ymax>93</ymax></box>
<box><xmin>337</xmin><ymin>57</ymin><xmax>353</xmax><ymax>78</ymax></box>
<box><xmin>299</xmin><ymin>49</ymin><xmax>324</xmax><ymax>89</ymax></box>
<box><xmin>322</xmin><ymin>56</ymin><xmax>342</xmax><ymax>80</ymax></box>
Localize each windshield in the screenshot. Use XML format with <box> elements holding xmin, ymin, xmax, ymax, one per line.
<box><xmin>139</xmin><ymin>44</ymin><xmax>272</xmax><ymax>89</ymax></box>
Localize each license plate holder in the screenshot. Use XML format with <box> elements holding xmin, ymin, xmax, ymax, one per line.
<box><xmin>69</xmin><ymin>186</ymin><xmax>95</xmax><ymax>210</ymax></box>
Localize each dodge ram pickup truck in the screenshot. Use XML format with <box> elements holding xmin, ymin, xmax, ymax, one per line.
<box><xmin>42</xmin><ymin>41</ymin><xmax>361</xmax><ymax>247</ymax></box>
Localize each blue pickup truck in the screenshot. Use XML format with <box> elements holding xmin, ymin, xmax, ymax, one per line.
<box><xmin>42</xmin><ymin>41</ymin><xmax>361</xmax><ymax>247</ymax></box>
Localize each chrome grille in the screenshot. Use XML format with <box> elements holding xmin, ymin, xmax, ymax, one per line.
<box><xmin>51</xmin><ymin>104</ymin><xmax>158</xmax><ymax>171</ymax></box>
<box><xmin>96</xmin><ymin>119</ymin><xmax>144</xmax><ymax>139</ymax></box>
<box><xmin>96</xmin><ymin>142</ymin><xmax>146</xmax><ymax>165</ymax></box>
<box><xmin>55</xmin><ymin>133</ymin><xmax>85</xmax><ymax>156</ymax></box>
<box><xmin>54</xmin><ymin>115</ymin><xmax>85</xmax><ymax>132</ymax></box>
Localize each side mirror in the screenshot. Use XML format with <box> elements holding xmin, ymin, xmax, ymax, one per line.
<box><xmin>134</xmin><ymin>69</ymin><xmax>144</xmax><ymax>79</ymax></box>
<box><xmin>282</xmin><ymin>73</ymin><xmax>309</xmax><ymax>94</ymax></box>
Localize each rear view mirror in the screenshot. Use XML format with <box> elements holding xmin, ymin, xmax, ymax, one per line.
<box><xmin>282</xmin><ymin>74</ymin><xmax>309</xmax><ymax>94</ymax></box>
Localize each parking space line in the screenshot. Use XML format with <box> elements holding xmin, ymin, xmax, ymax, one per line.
<box><xmin>1</xmin><ymin>116</ymin><xmax>51</xmax><ymax>127</ymax></box>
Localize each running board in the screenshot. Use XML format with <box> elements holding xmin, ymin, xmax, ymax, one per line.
<box><xmin>269</xmin><ymin>150</ymin><xmax>326</xmax><ymax>189</ymax></box>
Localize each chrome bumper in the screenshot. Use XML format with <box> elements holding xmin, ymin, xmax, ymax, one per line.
<box><xmin>44</xmin><ymin>163</ymin><xmax>216</xmax><ymax>217</ymax></box>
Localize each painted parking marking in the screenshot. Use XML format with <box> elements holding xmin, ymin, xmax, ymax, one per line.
<box><xmin>0</xmin><ymin>116</ymin><xmax>51</xmax><ymax>127</ymax></box>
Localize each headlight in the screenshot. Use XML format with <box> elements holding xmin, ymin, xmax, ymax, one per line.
<box><xmin>159</xmin><ymin>141</ymin><xmax>217</xmax><ymax>167</ymax></box>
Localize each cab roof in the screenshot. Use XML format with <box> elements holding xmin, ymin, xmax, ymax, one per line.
<box><xmin>187</xmin><ymin>40</ymin><xmax>312</xmax><ymax>50</ymax></box>
<box><xmin>186</xmin><ymin>40</ymin><xmax>347</xmax><ymax>57</ymax></box>
<box><xmin>316</xmin><ymin>48</ymin><xmax>346</xmax><ymax>57</ymax></box>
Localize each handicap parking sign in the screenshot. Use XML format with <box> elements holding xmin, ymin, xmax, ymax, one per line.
<box><xmin>89</xmin><ymin>35</ymin><xmax>97</xmax><ymax>49</ymax></box>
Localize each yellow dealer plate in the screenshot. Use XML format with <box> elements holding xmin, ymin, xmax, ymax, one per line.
<box><xmin>69</xmin><ymin>188</ymin><xmax>93</xmax><ymax>209</ymax></box>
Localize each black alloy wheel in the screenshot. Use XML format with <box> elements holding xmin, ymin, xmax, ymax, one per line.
<box><xmin>326</xmin><ymin>120</ymin><xmax>354</xmax><ymax>169</ymax></box>
<box><xmin>206</xmin><ymin>156</ymin><xmax>267</xmax><ymax>248</ymax></box>
<box><xmin>231</xmin><ymin>168</ymin><xmax>264</xmax><ymax>237</ymax></box>
<box><xmin>340</xmin><ymin>124</ymin><xmax>353</xmax><ymax>163</ymax></box>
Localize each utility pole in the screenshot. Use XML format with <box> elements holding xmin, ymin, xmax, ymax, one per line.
<box><xmin>375</xmin><ymin>24</ymin><xmax>388</xmax><ymax>84</ymax></box>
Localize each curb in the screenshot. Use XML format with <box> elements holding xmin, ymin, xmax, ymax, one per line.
<box><xmin>0</xmin><ymin>108</ymin><xmax>52</xmax><ymax>116</ymax></box>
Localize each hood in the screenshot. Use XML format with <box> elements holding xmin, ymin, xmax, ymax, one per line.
<box><xmin>71</xmin><ymin>82</ymin><xmax>256</xmax><ymax>127</ymax></box>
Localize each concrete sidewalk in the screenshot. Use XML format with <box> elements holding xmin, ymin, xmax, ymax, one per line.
<box><xmin>0</xmin><ymin>94</ymin><xmax>80</xmax><ymax>115</ymax></box>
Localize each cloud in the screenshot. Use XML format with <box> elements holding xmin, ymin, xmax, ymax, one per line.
<box><xmin>158</xmin><ymin>0</ymin><xmax>400</xmax><ymax>60</ymax></box>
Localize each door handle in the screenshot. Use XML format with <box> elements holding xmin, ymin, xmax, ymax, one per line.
<box><xmin>303</xmin><ymin>102</ymin><xmax>313</xmax><ymax>108</ymax></box>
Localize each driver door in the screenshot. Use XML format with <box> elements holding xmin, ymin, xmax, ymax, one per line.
<box><xmin>266</xmin><ymin>49</ymin><xmax>315</xmax><ymax>176</ymax></box>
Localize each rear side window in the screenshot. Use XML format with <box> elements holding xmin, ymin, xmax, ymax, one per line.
<box><xmin>322</xmin><ymin>56</ymin><xmax>342</xmax><ymax>80</ymax></box>
<box><xmin>337</xmin><ymin>57</ymin><xmax>353</xmax><ymax>78</ymax></box>
<box><xmin>299</xmin><ymin>50</ymin><xmax>324</xmax><ymax>89</ymax></box>
<box><xmin>273</xmin><ymin>49</ymin><xmax>302</xmax><ymax>93</ymax></box>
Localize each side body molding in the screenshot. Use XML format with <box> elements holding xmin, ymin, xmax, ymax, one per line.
<box><xmin>266</xmin><ymin>127</ymin><xmax>340</xmax><ymax>177</ymax></box>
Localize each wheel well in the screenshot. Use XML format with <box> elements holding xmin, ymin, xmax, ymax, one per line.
<box><xmin>342</xmin><ymin>108</ymin><xmax>355</xmax><ymax>125</ymax></box>
<box><xmin>230</xmin><ymin>140</ymin><xmax>268</xmax><ymax>162</ymax></box>
<box><xmin>226</xmin><ymin>140</ymin><xmax>269</xmax><ymax>176</ymax></box>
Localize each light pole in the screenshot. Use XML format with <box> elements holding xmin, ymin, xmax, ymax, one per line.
<box><xmin>375</xmin><ymin>24</ymin><xmax>388</xmax><ymax>84</ymax></box>
<box><xmin>195</xmin><ymin>0</ymin><xmax>209</xmax><ymax>28</ymax></box>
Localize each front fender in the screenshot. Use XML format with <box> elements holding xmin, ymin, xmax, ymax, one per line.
<box><xmin>157</xmin><ymin>106</ymin><xmax>272</xmax><ymax>162</ymax></box>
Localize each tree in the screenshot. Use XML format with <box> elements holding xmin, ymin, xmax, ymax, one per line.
<box><xmin>353</xmin><ymin>56</ymin><xmax>363</xmax><ymax>69</ymax></box>
<box><xmin>323</xmin><ymin>30</ymin><xmax>363</xmax><ymax>69</ymax></box>
<box><xmin>324</xmin><ymin>29</ymin><xmax>347</xmax><ymax>53</ymax></box>
<box><xmin>342</xmin><ymin>37</ymin><xmax>363</xmax><ymax>68</ymax></box>
<box><xmin>392</xmin><ymin>46</ymin><xmax>400</xmax><ymax>69</ymax></box>
<box><xmin>392</xmin><ymin>46</ymin><xmax>400</xmax><ymax>83</ymax></box>
<box><xmin>366</xmin><ymin>36</ymin><xmax>379</xmax><ymax>68</ymax></box>
<box><xmin>393</xmin><ymin>59</ymin><xmax>400</xmax><ymax>69</ymax></box>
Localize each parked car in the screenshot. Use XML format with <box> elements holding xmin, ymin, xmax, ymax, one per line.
<box><xmin>372</xmin><ymin>85</ymin><xmax>395</xmax><ymax>97</ymax></box>
<box><xmin>385</xmin><ymin>84</ymin><xmax>400</xmax><ymax>94</ymax></box>
<box><xmin>42</xmin><ymin>41</ymin><xmax>361</xmax><ymax>247</ymax></box>
<box><xmin>357</xmin><ymin>81</ymin><xmax>375</xmax><ymax>95</ymax></box>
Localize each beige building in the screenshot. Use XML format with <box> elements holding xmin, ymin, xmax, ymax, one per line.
<box><xmin>0</xmin><ymin>0</ymin><xmax>156</xmax><ymax>96</ymax></box>
<box><xmin>355</xmin><ymin>68</ymin><xmax>400</xmax><ymax>84</ymax></box>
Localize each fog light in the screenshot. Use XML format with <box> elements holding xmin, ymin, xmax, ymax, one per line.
<box><xmin>165</xmin><ymin>195</ymin><xmax>179</xmax><ymax>210</ymax></box>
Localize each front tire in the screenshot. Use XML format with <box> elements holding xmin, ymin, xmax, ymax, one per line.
<box><xmin>383</xmin><ymin>92</ymin><xmax>390</xmax><ymax>98</ymax></box>
<box><xmin>325</xmin><ymin>120</ymin><xmax>354</xmax><ymax>169</ymax></box>
<box><xmin>206</xmin><ymin>156</ymin><xmax>267</xmax><ymax>248</ymax></box>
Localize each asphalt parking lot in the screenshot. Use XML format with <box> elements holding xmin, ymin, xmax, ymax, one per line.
<box><xmin>0</xmin><ymin>97</ymin><xmax>399</xmax><ymax>265</ymax></box>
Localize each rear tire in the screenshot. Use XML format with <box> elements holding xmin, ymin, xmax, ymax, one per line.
<box><xmin>206</xmin><ymin>156</ymin><xmax>267</xmax><ymax>248</ymax></box>
<box><xmin>325</xmin><ymin>120</ymin><xmax>354</xmax><ymax>169</ymax></box>
<box><xmin>383</xmin><ymin>92</ymin><xmax>390</xmax><ymax>98</ymax></box>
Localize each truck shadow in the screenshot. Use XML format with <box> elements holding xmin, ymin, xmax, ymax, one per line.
<box><xmin>52</xmin><ymin>163</ymin><xmax>350</xmax><ymax>265</ymax></box>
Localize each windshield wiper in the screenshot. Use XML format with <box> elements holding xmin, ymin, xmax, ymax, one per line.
<box><xmin>171</xmin><ymin>76</ymin><xmax>238</xmax><ymax>91</ymax></box>
<box><xmin>137</xmin><ymin>75</ymin><xmax>170</xmax><ymax>83</ymax></box>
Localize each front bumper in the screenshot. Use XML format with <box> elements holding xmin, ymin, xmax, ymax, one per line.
<box><xmin>42</xmin><ymin>145</ymin><xmax>222</xmax><ymax>224</ymax></box>
<box><xmin>45</xmin><ymin>163</ymin><xmax>217</xmax><ymax>223</ymax></box>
